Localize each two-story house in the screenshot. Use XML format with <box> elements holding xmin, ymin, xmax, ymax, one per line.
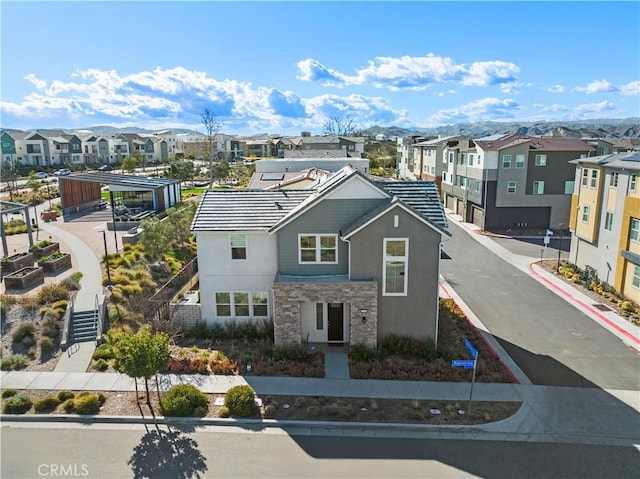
<box><xmin>1</xmin><ymin>130</ymin><xmax>26</xmax><ymax>165</ymax></box>
<box><xmin>569</xmin><ymin>153</ymin><xmax>640</xmax><ymax>303</ymax></box>
<box><xmin>191</xmin><ymin>166</ymin><xmax>450</xmax><ymax>347</ymax></box>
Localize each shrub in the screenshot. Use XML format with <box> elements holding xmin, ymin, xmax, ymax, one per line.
<box><xmin>93</xmin><ymin>344</ymin><xmax>116</xmax><ymax>361</ymax></box>
<box><xmin>34</xmin><ymin>396</ymin><xmax>61</xmax><ymax>413</ymax></box>
<box><xmin>12</xmin><ymin>322</ymin><xmax>36</xmax><ymax>343</ymax></box>
<box><xmin>1</xmin><ymin>354</ymin><xmax>28</xmax><ymax>371</ymax></box>
<box><xmin>36</xmin><ymin>283</ymin><xmax>69</xmax><ymax>305</ymax></box>
<box><xmin>72</xmin><ymin>393</ymin><xmax>101</xmax><ymax>415</ymax></box>
<box><xmin>218</xmin><ymin>406</ymin><xmax>231</xmax><ymax>418</ymax></box>
<box><xmin>57</xmin><ymin>391</ymin><xmax>75</xmax><ymax>402</ymax></box>
<box><xmin>62</xmin><ymin>398</ymin><xmax>75</xmax><ymax>413</ymax></box>
<box><xmin>61</xmin><ymin>272</ymin><xmax>82</xmax><ymax>291</ymax></box>
<box><xmin>19</xmin><ymin>295</ymin><xmax>39</xmax><ymax>313</ymax></box>
<box><xmin>97</xmin><ymin>392</ymin><xmax>107</xmax><ymax>405</ymax></box>
<box><xmin>39</xmin><ymin>336</ymin><xmax>54</xmax><ymax>353</ymax></box>
<box><xmin>93</xmin><ymin>359</ymin><xmax>108</xmax><ymax>371</ymax></box>
<box><xmin>2</xmin><ymin>392</ymin><xmax>32</xmax><ymax>414</ymax></box>
<box><xmin>2</xmin><ymin>389</ymin><xmax>18</xmax><ymax>398</ymax></box>
<box><xmin>224</xmin><ymin>385</ymin><xmax>257</xmax><ymax>417</ymax></box>
<box><xmin>161</xmin><ymin>384</ymin><xmax>208</xmax><ymax>417</ymax></box>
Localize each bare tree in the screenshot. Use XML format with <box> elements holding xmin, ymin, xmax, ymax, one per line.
<box><xmin>322</xmin><ymin>116</ymin><xmax>359</xmax><ymax>136</ymax></box>
<box><xmin>201</xmin><ymin>108</ymin><xmax>224</xmax><ymax>187</ymax></box>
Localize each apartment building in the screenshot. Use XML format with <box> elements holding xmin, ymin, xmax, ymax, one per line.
<box><xmin>569</xmin><ymin>153</ymin><xmax>640</xmax><ymax>303</ymax></box>
<box><xmin>442</xmin><ymin>134</ymin><xmax>594</xmax><ymax>231</ymax></box>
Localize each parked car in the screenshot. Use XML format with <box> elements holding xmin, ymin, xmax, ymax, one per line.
<box><xmin>34</xmin><ymin>172</ymin><xmax>48</xmax><ymax>179</ymax></box>
<box><xmin>54</xmin><ymin>168</ymin><xmax>71</xmax><ymax>176</ymax></box>
<box><xmin>97</xmin><ymin>165</ymin><xmax>113</xmax><ymax>171</ymax></box>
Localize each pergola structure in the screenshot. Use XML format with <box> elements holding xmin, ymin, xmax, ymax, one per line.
<box><xmin>0</xmin><ymin>200</ymin><xmax>36</xmax><ymax>256</ymax></box>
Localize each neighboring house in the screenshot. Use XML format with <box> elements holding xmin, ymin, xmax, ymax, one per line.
<box><xmin>297</xmin><ymin>135</ymin><xmax>364</xmax><ymax>157</ymax></box>
<box><xmin>447</xmin><ymin>134</ymin><xmax>594</xmax><ymax>230</ymax></box>
<box><xmin>569</xmin><ymin>153</ymin><xmax>640</xmax><ymax>303</ymax></box>
<box><xmin>23</xmin><ymin>132</ymin><xmax>52</xmax><ymax>167</ymax></box>
<box><xmin>191</xmin><ymin>166</ymin><xmax>450</xmax><ymax>347</ymax></box>
<box><xmin>1</xmin><ymin>130</ymin><xmax>26</xmax><ymax>165</ymax></box>
<box><xmin>413</xmin><ymin>136</ymin><xmax>464</xmax><ymax>188</ymax></box>
<box><xmin>255</xmin><ymin>157</ymin><xmax>370</xmax><ymax>174</ymax></box>
<box><xmin>396</xmin><ymin>135</ymin><xmax>429</xmax><ymax>179</ymax></box>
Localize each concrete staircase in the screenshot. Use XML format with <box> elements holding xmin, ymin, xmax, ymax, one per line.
<box><xmin>70</xmin><ymin>310</ymin><xmax>98</xmax><ymax>343</ymax></box>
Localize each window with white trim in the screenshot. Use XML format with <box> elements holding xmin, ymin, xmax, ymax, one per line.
<box><xmin>610</xmin><ymin>171</ymin><xmax>619</xmax><ymax>188</ymax></box>
<box><xmin>632</xmin><ymin>265</ymin><xmax>640</xmax><ymax>289</ymax></box>
<box><xmin>507</xmin><ymin>181</ymin><xmax>516</xmax><ymax>194</ymax></box>
<box><xmin>383</xmin><ymin>238</ymin><xmax>408</xmax><ymax>296</ymax></box>
<box><xmin>630</xmin><ymin>173</ymin><xmax>637</xmax><ymax>192</ymax></box>
<box><xmin>299</xmin><ymin>234</ymin><xmax>337</xmax><ymax>263</ymax></box>
<box><xmin>590</xmin><ymin>169</ymin><xmax>598</xmax><ymax>188</ymax></box>
<box><xmin>604</xmin><ymin>212</ymin><xmax>614</xmax><ymax>231</ymax></box>
<box><xmin>532</xmin><ymin>181</ymin><xmax>544</xmax><ymax>195</ymax></box>
<box><xmin>581</xmin><ymin>168</ymin><xmax>589</xmax><ymax>186</ymax></box>
<box><xmin>515</xmin><ymin>155</ymin><xmax>525</xmax><ymax>168</ymax></box>
<box><xmin>502</xmin><ymin>154</ymin><xmax>511</xmax><ymax>168</ymax></box>
<box><xmin>215</xmin><ymin>291</ymin><xmax>269</xmax><ymax>317</ymax></box>
<box><xmin>316</xmin><ymin>303</ymin><xmax>323</xmax><ymax>330</ymax></box>
<box><xmin>468</xmin><ymin>154</ymin><xmax>475</xmax><ymax>166</ymax></box>
<box><xmin>230</xmin><ymin>234</ymin><xmax>247</xmax><ymax>260</ymax></box>
<box><xmin>534</xmin><ymin>154</ymin><xmax>547</xmax><ymax>166</ymax></box>
<box><xmin>631</xmin><ymin>218</ymin><xmax>640</xmax><ymax>243</ymax></box>
<box><xmin>582</xmin><ymin>205</ymin><xmax>590</xmax><ymax>223</ymax></box>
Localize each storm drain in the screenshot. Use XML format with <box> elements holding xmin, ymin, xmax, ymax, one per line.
<box><xmin>592</xmin><ymin>303</ymin><xmax>612</xmax><ymax>312</ymax></box>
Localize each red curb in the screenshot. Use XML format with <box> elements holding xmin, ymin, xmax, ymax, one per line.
<box><xmin>439</xmin><ymin>283</ymin><xmax>521</xmax><ymax>384</ymax></box>
<box><xmin>528</xmin><ymin>263</ymin><xmax>640</xmax><ymax>351</ymax></box>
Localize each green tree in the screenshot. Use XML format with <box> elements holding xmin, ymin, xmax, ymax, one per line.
<box><xmin>114</xmin><ymin>326</ymin><xmax>170</xmax><ymax>405</ymax></box>
<box><xmin>167</xmin><ymin>160</ymin><xmax>196</xmax><ymax>183</ymax></box>
<box><xmin>211</xmin><ymin>161</ymin><xmax>230</xmax><ymax>182</ymax></box>
<box><xmin>26</xmin><ymin>171</ymin><xmax>43</xmax><ymax>202</ymax></box>
<box><xmin>140</xmin><ymin>203</ymin><xmax>197</xmax><ymax>261</ymax></box>
<box><xmin>122</xmin><ymin>155</ymin><xmax>139</xmax><ymax>173</ymax></box>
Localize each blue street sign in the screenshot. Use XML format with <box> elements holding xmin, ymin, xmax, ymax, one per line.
<box><xmin>452</xmin><ymin>359</ymin><xmax>475</xmax><ymax>368</ymax></box>
<box><xmin>464</xmin><ymin>339</ymin><xmax>478</xmax><ymax>358</ymax></box>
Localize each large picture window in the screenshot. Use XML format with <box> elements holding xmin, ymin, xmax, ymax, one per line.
<box><xmin>383</xmin><ymin>238</ymin><xmax>408</xmax><ymax>296</ymax></box>
<box><xmin>299</xmin><ymin>234</ymin><xmax>337</xmax><ymax>264</ymax></box>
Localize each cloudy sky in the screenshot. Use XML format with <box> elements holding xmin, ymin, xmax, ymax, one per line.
<box><xmin>1</xmin><ymin>1</ymin><xmax>638</xmax><ymax>135</ymax></box>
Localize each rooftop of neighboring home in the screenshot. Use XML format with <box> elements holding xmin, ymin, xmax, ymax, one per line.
<box><xmin>570</xmin><ymin>152</ymin><xmax>640</xmax><ymax>170</ymax></box>
<box><xmin>191</xmin><ymin>166</ymin><xmax>448</xmax><ymax>234</ymax></box>
<box><xmin>474</xmin><ymin>133</ymin><xmax>595</xmax><ymax>152</ymax></box>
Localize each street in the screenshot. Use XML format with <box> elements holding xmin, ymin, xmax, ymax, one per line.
<box><xmin>440</xmin><ymin>222</ymin><xmax>640</xmax><ymax>390</ymax></box>
<box><xmin>2</xmin><ymin>424</ymin><xmax>638</xmax><ymax>479</ymax></box>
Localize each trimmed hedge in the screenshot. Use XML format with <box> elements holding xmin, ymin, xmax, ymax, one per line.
<box><xmin>3</xmin><ymin>392</ymin><xmax>32</xmax><ymax>414</ymax></box>
<box><xmin>161</xmin><ymin>384</ymin><xmax>208</xmax><ymax>417</ymax></box>
<box><xmin>224</xmin><ymin>385</ymin><xmax>257</xmax><ymax>417</ymax></box>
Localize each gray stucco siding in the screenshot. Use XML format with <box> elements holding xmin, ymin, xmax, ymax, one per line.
<box><xmin>349</xmin><ymin>206</ymin><xmax>442</xmax><ymax>340</ymax></box>
<box><xmin>277</xmin><ymin>198</ymin><xmax>386</xmax><ymax>275</ymax></box>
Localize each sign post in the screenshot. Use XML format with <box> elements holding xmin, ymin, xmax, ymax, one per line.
<box><xmin>463</xmin><ymin>338</ymin><xmax>478</xmax><ymax>415</ymax></box>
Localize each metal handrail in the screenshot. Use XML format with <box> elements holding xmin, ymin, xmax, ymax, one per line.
<box><xmin>60</xmin><ymin>296</ymin><xmax>74</xmax><ymax>352</ymax></box>
<box><xmin>95</xmin><ymin>294</ymin><xmax>105</xmax><ymax>346</ymax></box>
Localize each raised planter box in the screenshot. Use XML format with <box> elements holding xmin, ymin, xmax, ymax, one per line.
<box><xmin>1</xmin><ymin>252</ymin><xmax>35</xmax><ymax>274</ymax></box>
<box><xmin>4</xmin><ymin>266</ymin><xmax>44</xmax><ymax>289</ymax></box>
<box><xmin>29</xmin><ymin>241</ymin><xmax>60</xmax><ymax>260</ymax></box>
<box><xmin>107</xmin><ymin>220</ymin><xmax>141</xmax><ymax>231</ymax></box>
<box><xmin>39</xmin><ymin>253</ymin><xmax>72</xmax><ymax>274</ymax></box>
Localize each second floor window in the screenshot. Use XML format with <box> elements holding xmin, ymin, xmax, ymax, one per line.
<box><xmin>383</xmin><ymin>238</ymin><xmax>408</xmax><ymax>296</ymax></box>
<box><xmin>582</xmin><ymin>205</ymin><xmax>590</xmax><ymax>223</ymax></box>
<box><xmin>610</xmin><ymin>172</ymin><xmax>619</xmax><ymax>188</ymax></box>
<box><xmin>630</xmin><ymin>173</ymin><xmax>637</xmax><ymax>192</ymax></box>
<box><xmin>631</xmin><ymin>218</ymin><xmax>640</xmax><ymax>243</ymax></box>
<box><xmin>534</xmin><ymin>154</ymin><xmax>547</xmax><ymax>166</ymax></box>
<box><xmin>502</xmin><ymin>155</ymin><xmax>512</xmax><ymax>168</ymax></box>
<box><xmin>582</xmin><ymin>168</ymin><xmax>589</xmax><ymax>186</ymax></box>
<box><xmin>590</xmin><ymin>170</ymin><xmax>598</xmax><ymax>188</ymax></box>
<box><xmin>299</xmin><ymin>234</ymin><xmax>337</xmax><ymax>264</ymax></box>
<box><xmin>230</xmin><ymin>234</ymin><xmax>247</xmax><ymax>260</ymax></box>
<box><xmin>604</xmin><ymin>212</ymin><xmax>614</xmax><ymax>232</ymax></box>
<box><xmin>515</xmin><ymin>155</ymin><xmax>525</xmax><ymax>168</ymax></box>
<box><xmin>533</xmin><ymin>181</ymin><xmax>544</xmax><ymax>195</ymax></box>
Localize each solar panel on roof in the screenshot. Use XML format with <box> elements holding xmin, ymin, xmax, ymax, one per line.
<box><xmin>261</xmin><ymin>173</ymin><xmax>285</xmax><ymax>181</ymax></box>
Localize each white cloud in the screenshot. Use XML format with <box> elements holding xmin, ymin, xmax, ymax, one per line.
<box><xmin>619</xmin><ymin>80</ymin><xmax>640</xmax><ymax>96</ymax></box>
<box><xmin>548</xmin><ymin>84</ymin><xmax>566</xmax><ymax>94</ymax></box>
<box><xmin>297</xmin><ymin>53</ymin><xmax>520</xmax><ymax>90</ymax></box>
<box><xmin>575</xmin><ymin>79</ymin><xmax>617</xmax><ymax>94</ymax></box>
<box><xmin>427</xmin><ymin>97</ymin><xmax>521</xmax><ymax>124</ymax></box>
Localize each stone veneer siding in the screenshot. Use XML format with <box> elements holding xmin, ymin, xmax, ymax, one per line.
<box><xmin>169</xmin><ymin>304</ymin><xmax>201</xmax><ymax>327</ymax></box>
<box><xmin>273</xmin><ymin>281</ymin><xmax>378</xmax><ymax>347</ymax></box>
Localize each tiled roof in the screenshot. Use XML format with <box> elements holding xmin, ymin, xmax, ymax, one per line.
<box><xmin>571</xmin><ymin>152</ymin><xmax>640</xmax><ymax>170</ymax></box>
<box><xmin>375</xmin><ymin>181</ymin><xmax>448</xmax><ymax>230</ymax></box>
<box><xmin>190</xmin><ymin>189</ymin><xmax>313</xmax><ymax>232</ymax></box>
